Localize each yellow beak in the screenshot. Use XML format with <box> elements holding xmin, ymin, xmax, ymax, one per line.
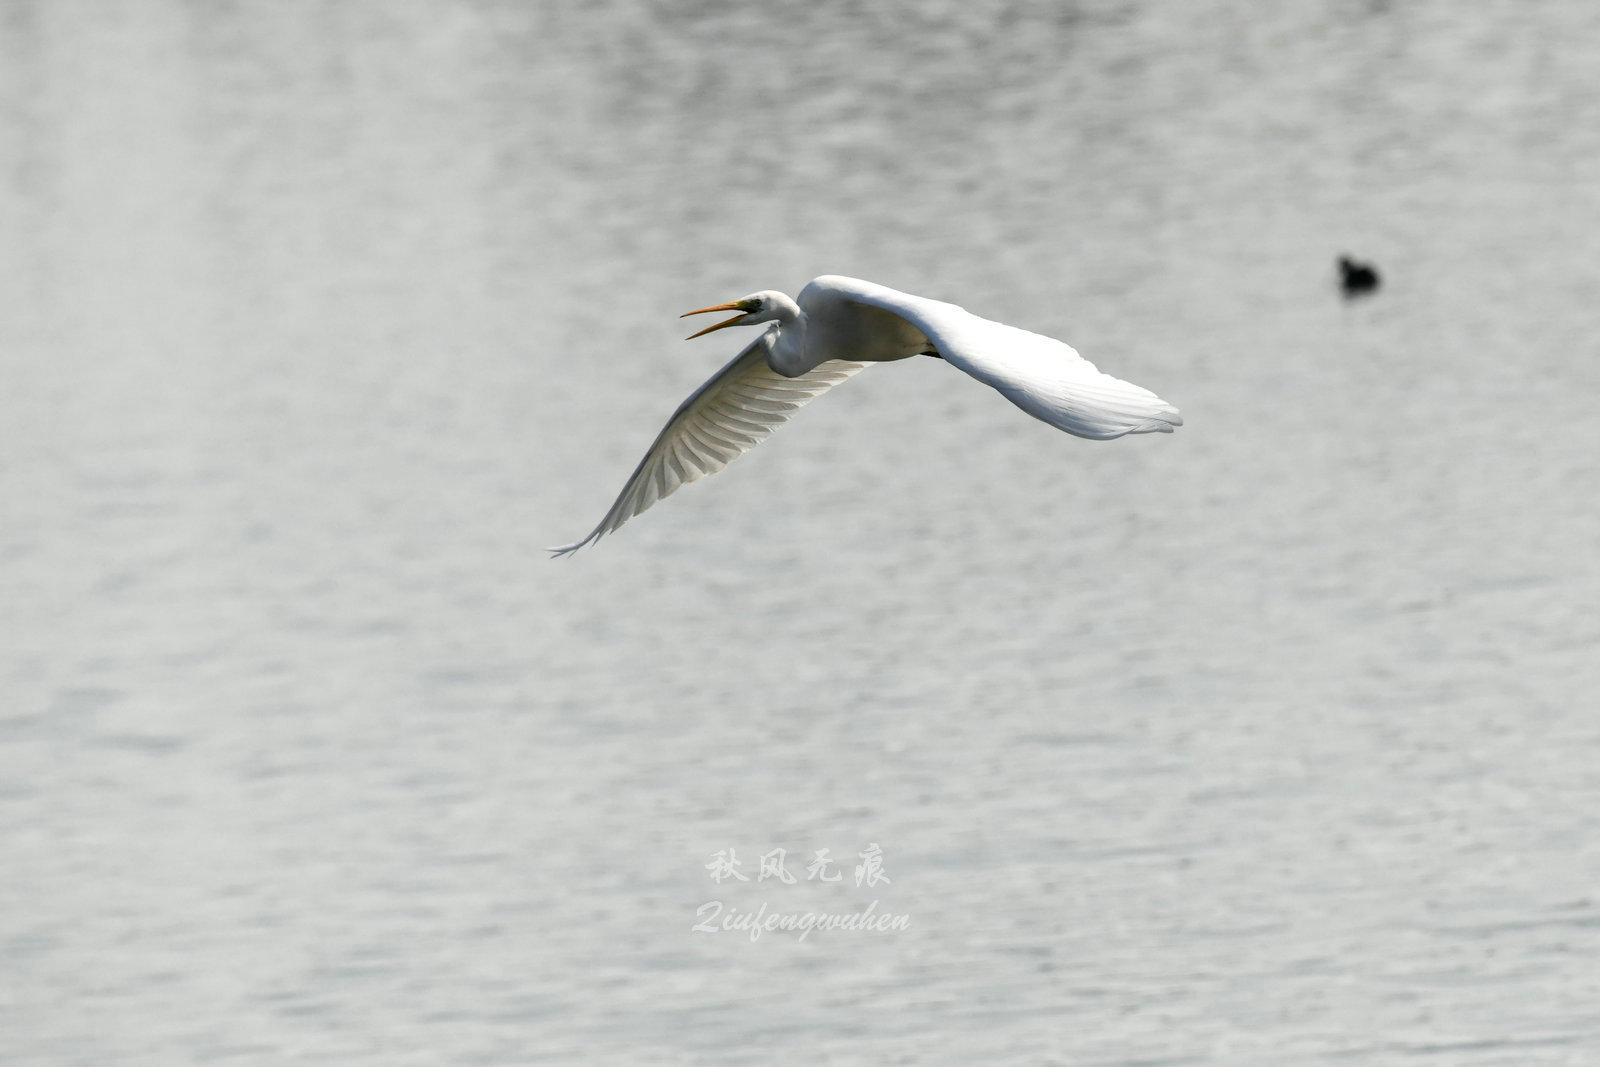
<box><xmin>681</xmin><ymin>301</ymin><xmax>750</xmax><ymax>340</ymax></box>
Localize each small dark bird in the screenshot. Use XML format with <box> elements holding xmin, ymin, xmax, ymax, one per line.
<box><xmin>1339</xmin><ymin>255</ymin><xmax>1381</xmax><ymax>299</ymax></box>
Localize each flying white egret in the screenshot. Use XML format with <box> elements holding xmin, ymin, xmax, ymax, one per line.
<box><xmin>551</xmin><ymin>275</ymin><xmax>1180</xmax><ymax>556</ymax></box>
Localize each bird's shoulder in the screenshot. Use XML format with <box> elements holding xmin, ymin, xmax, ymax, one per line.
<box><xmin>800</xmin><ymin>275</ymin><xmax>968</xmax><ymax>320</ymax></box>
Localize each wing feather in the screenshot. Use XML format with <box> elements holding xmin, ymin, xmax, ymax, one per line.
<box><xmin>809</xmin><ymin>275</ymin><xmax>1181</xmax><ymax>440</ymax></box>
<box><xmin>550</xmin><ymin>330</ymin><xmax>868</xmax><ymax>556</ymax></box>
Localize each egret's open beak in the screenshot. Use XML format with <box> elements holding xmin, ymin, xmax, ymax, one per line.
<box><xmin>681</xmin><ymin>300</ymin><xmax>750</xmax><ymax>340</ymax></box>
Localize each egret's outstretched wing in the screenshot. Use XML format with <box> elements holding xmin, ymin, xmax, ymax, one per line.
<box><xmin>811</xmin><ymin>275</ymin><xmax>1181</xmax><ymax>440</ymax></box>
<box><xmin>550</xmin><ymin>331</ymin><xmax>868</xmax><ymax>556</ymax></box>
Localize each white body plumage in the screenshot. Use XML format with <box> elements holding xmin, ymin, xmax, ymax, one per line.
<box><xmin>552</xmin><ymin>275</ymin><xmax>1180</xmax><ymax>555</ymax></box>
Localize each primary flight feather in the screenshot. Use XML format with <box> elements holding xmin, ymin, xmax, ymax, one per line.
<box><xmin>551</xmin><ymin>275</ymin><xmax>1180</xmax><ymax>556</ymax></box>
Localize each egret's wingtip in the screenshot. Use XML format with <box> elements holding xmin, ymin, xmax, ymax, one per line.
<box><xmin>1146</xmin><ymin>406</ymin><xmax>1182</xmax><ymax>433</ymax></box>
<box><xmin>1121</xmin><ymin>407</ymin><xmax>1182</xmax><ymax>435</ymax></box>
<box><xmin>549</xmin><ymin>529</ymin><xmax>605</xmax><ymax>557</ymax></box>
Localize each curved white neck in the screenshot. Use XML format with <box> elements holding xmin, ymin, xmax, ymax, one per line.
<box><xmin>768</xmin><ymin>310</ymin><xmax>813</xmax><ymax>378</ymax></box>
<box><xmin>762</xmin><ymin>292</ymin><xmax>802</xmax><ymax>328</ymax></box>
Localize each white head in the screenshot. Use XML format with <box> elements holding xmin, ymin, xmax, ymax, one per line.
<box><xmin>680</xmin><ymin>290</ymin><xmax>798</xmax><ymax>339</ymax></box>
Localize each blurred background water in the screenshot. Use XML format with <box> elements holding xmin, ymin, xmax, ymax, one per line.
<box><xmin>3</xmin><ymin>1</ymin><xmax>1600</xmax><ymax>1063</ymax></box>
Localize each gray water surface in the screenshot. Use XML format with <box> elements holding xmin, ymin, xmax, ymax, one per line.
<box><xmin>3</xmin><ymin>2</ymin><xmax>1599</xmax><ymax>1063</ymax></box>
